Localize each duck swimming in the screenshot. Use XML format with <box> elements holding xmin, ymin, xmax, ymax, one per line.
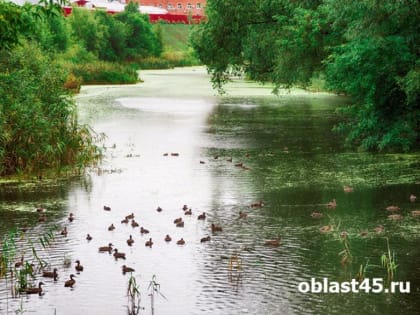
<box><xmin>64</xmin><ymin>274</ymin><xmax>76</xmax><ymax>288</ymax></box>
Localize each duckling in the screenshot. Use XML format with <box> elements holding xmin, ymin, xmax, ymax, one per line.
<box><xmin>127</xmin><ymin>235</ymin><xmax>134</xmax><ymax>246</ymax></box>
<box><xmin>98</xmin><ymin>243</ymin><xmax>113</xmax><ymax>252</ymax></box>
<box><xmin>15</xmin><ymin>256</ymin><xmax>24</xmax><ymax>268</ymax></box>
<box><xmin>156</xmin><ymin>206</ymin><xmax>163</xmax><ymax>212</ymax></box>
<box><xmin>251</xmin><ymin>201</ymin><xmax>264</xmax><ymax>208</ymax></box>
<box><xmin>163</xmin><ymin>153</ymin><xmax>169</xmax><ymax>156</ymax></box>
<box><xmin>174</xmin><ymin>217</ymin><xmax>183</xmax><ymax>224</ymax></box>
<box><xmin>75</xmin><ymin>260</ymin><xmax>84</xmax><ymax>272</ymax></box>
<box><xmin>239</xmin><ymin>211</ymin><xmax>248</xmax><ymax>219</ymax></box>
<box><xmin>60</xmin><ymin>227</ymin><xmax>68</xmax><ymax>237</ymax></box>
<box><xmin>25</xmin><ymin>282</ymin><xmax>44</xmax><ymax>295</ymax></box>
<box><xmin>64</xmin><ymin>274</ymin><xmax>76</xmax><ymax>288</ymax></box>
<box><xmin>184</xmin><ymin>209</ymin><xmax>192</xmax><ymax>215</ymax></box>
<box><xmin>319</xmin><ymin>225</ymin><xmax>332</xmax><ymax>233</ymax></box>
<box><xmin>411</xmin><ymin>210</ymin><xmax>420</xmax><ymax>217</ymax></box>
<box><xmin>131</xmin><ymin>220</ymin><xmax>139</xmax><ymax>228</ymax></box>
<box><xmin>410</xmin><ymin>194</ymin><xmax>417</xmax><ymax>202</ymax></box>
<box><xmin>199</xmin><ymin>160</ymin><xmax>206</xmax><ymax>164</ymax></box>
<box><xmin>108</xmin><ymin>223</ymin><xmax>115</xmax><ymax>231</ymax></box>
<box><xmin>388</xmin><ymin>214</ymin><xmax>403</xmax><ymax>221</ymax></box>
<box><xmin>140</xmin><ymin>227</ymin><xmax>149</xmax><ymax>234</ymax></box>
<box><xmin>311</xmin><ymin>212</ymin><xmax>323</xmax><ymax>219</ymax></box>
<box><xmin>103</xmin><ymin>206</ymin><xmax>111</xmax><ymax>211</ymax></box>
<box><xmin>122</xmin><ymin>265</ymin><xmax>135</xmax><ymax>274</ymax></box>
<box><xmin>374</xmin><ymin>225</ymin><xmax>385</xmax><ymax>234</ymax></box>
<box><xmin>171</xmin><ymin>152</ymin><xmax>179</xmax><ymax>156</ymax></box>
<box><xmin>177</xmin><ymin>238</ymin><xmax>185</xmax><ymax>245</ymax></box>
<box><xmin>386</xmin><ymin>205</ymin><xmax>400</xmax><ymax>212</ymax></box>
<box><xmin>211</xmin><ymin>223</ymin><xmax>222</xmax><ymax>233</ymax></box>
<box><xmin>200</xmin><ymin>236</ymin><xmax>211</xmax><ymax>243</ymax></box>
<box><xmin>164</xmin><ymin>234</ymin><xmax>172</xmax><ymax>242</ymax></box>
<box><xmin>113</xmin><ymin>249</ymin><xmax>126</xmax><ymax>260</ymax></box>
<box><xmin>145</xmin><ymin>238</ymin><xmax>153</xmax><ymax>248</ymax></box>
<box><xmin>42</xmin><ymin>268</ymin><xmax>58</xmax><ymax>281</ymax></box>
<box><xmin>327</xmin><ymin>199</ymin><xmax>337</xmax><ymax>209</ymax></box>
<box><xmin>68</xmin><ymin>213</ymin><xmax>74</xmax><ymax>222</ymax></box>
<box><xmin>176</xmin><ymin>221</ymin><xmax>184</xmax><ymax>227</ymax></box>
<box><xmin>86</xmin><ymin>234</ymin><xmax>93</xmax><ymax>241</ymax></box>
<box><xmin>182</xmin><ymin>205</ymin><xmax>188</xmax><ymax>211</ymax></box>
<box><xmin>197</xmin><ymin>212</ymin><xmax>206</xmax><ymax>220</ymax></box>
<box><xmin>121</xmin><ymin>217</ymin><xmax>129</xmax><ymax>224</ymax></box>
<box><xmin>343</xmin><ymin>186</ymin><xmax>354</xmax><ymax>193</ymax></box>
<box><xmin>126</xmin><ymin>213</ymin><xmax>135</xmax><ymax>219</ymax></box>
<box><xmin>264</xmin><ymin>238</ymin><xmax>281</xmax><ymax>247</ymax></box>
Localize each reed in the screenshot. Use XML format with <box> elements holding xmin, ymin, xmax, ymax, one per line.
<box><xmin>381</xmin><ymin>238</ymin><xmax>398</xmax><ymax>282</ymax></box>
<box><xmin>127</xmin><ymin>274</ymin><xmax>142</xmax><ymax>315</ymax></box>
<box><xmin>148</xmin><ymin>275</ymin><xmax>166</xmax><ymax>315</ymax></box>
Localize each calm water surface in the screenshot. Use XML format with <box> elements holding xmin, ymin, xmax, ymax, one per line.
<box><xmin>0</xmin><ymin>67</ymin><xmax>419</xmax><ymax>315</ymax></box>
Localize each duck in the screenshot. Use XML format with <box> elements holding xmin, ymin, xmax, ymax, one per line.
<box><xmin>226</xmin><ymin>157</ymin><xmax>233</xmax><ymax>162</ymax></box>
<box><xmin>388</xmin><ymin>214</ymin><xmax>403</xmax><ymax>221</ymax></box>
<box><xmin>211</xmin><ymin>223</ymin><xmax>222</xmax><ymax>232</ymax></box>
<box><xmin>121</xmin><ymin>217</ymin><xmax>129</xmax><ymax>224</ymax></box>
<box><xmin>197</xmin><ymin>212</ymin><xmax>206</xmax><ymax>220</ymax></box>
<box><xmin>177</xmin><ymin>238</ymin><xmax>185</xmax><ymax>245</ymax></box>
<box><xmin>199</xmin><ymin>160</ymin><xmax>206</xmax><ymax>164</ymax></box>
<box><xmin>182</xmin><ymin>205</ymin><xmax>188</xmax><ymax>211</ymax></box>
<box><xmin>251</xmin><ymin>201</ymin><xmax>264</xmax><ymax>208</ymax></box>
<box><xmin>311</xmin><ymin>212</ymin><xmax>323</xmax><ymax>219</ymax></box>
<box><xmin>140</xmin><ymin>227</ymin><xmax>149</xmax><ymax>234</ymax></box>
<box><xmin>122</xmin><ymin>265</ymin><xmax>135</xmax><ymax>274</ymax></box>
<box><xmin>327</xmin><ymin>199</ymin><xmax>337</xmax><ymax>209</ymax></box>
<box><xmin>156</xmin><ymin>206</ymin><xmax>163</xmax><ymax>212</ymax></box>
<box><xmin>103</xmin><ymin>206</ymin><xmax>111</xmax><ymax>211</ymax></box>
<box><xmin>319</xmin><ymin>225</ymin><xmax>332</xmax><ymax>233</ymax></box>
<box><xmin>108</xmin><ymin>223</ymin><xmax>115</xmax><ymax>231</ymax></box>
<box><xmin>200</xmin><ymin>236</ymin><xmax>211</xmax><ymax>243</ymax></box>
<box><xmin>171</xmin><ymin>152</ymin><xmax>179</xmax><ymax>156</ymax></box>
<box><xmin>184</xmin><ymin>209</ymin><xmax>192</xmax><ymax>215</ymax></box>
<box><xmin>234</xmin><ymin>162</ymin><xmax>243</xmax><ymax>167</ymax></box>
<box><xmin>264</xmin><ymin>238</ymin><xmax>281</xmax><ymax>247</ymax></box>
<box><xmin>127</xmin><ymin>235</ymin><xmax>134</xmax><ymax>246</ymax></box>
<box><xmin>359</xmin><ymin>230</ymin><xmax>369</xmax><ymax>237</ymax></box>
<box><xmin>386</xmin><ymin>205</ymin><xmax>400</xmax><ymax>212</ymax></box>
<box><xmin>86</xmin><ymin>234</ymin><xmax>93</xmax><ymax>241</ymax></box>
<box><xmin>68</xmin><ymin>213</ymin><xmax>74</xmax><ymax>222</ymax></box>
<box><xmin>98</xmin><ymin>243</ymin><xmax>113</xmax><ymax>252</ymax></box>
<box><xmin>15</xmin><ymin>256</ymin><xmax>24</xmax><ymax>268</ymax></box>
<box><xmin>60</xmin><ymin>227</ymin><xmax>68</xmax><ymax>237</ymax></box>
<box><xmin>24</xmin><ymin>282</ymin><xmax>44</xmax><ymax>295</ymax></box>
<box><xmin>164</xmin><ymin>234</ymin><xmax>172</xmax><ymax>242</ymax></box>
<box><xmin>64</xmin><ymin>274</ymin><xmax>76</xmax><ymax>288</ymax></box>
<box><xmin>374</xmin><ymin>225</ymin><xmax>385</xmax><ymax>234</ymax></box>
<box><xmin>75</xmin><ymin>260</ymin><xmax>84</xmax><ymax>272</ymax></box>
<box><xmin>145</xmin><ymin>238</ymin><xmax>153</xmax><ymax>248</ymax></box>
<box><xmin>176</xmin><ymin>221</ymin><xmax>184</xmax><ymax>227</ymax></box>
<box><xmin>126</xmin><ymin>213</ymin><xmax>135</xmax><ymax>220</ymax></box>
<box><xmin>38</xmin><ymin>214</ymin><xmax>47</xmax><ymax>222</ymax></box>
<box><xmin>411</xmin><ymin>210</ymin><xmax>420</xmax><ymax>217</ymax></box>
<box><xmin>239</xmin><ymin>211</ymin><xmax>248</xmax><ymax>219</ymax></box>
<box><xmin>174</xmin><ymin>217</ymin><xmax>183</xmax><ymax>224</ymax></box>
<box><xmin>42</xmin><ymin>268</ymin><xmax>58</xmax><ymax>281</ymax></box>
<box><xmin>340</xmin><ymin>231</ymin><xmax>348</xmax><ymax>239</ymax></box>
<box><xmin>36</xmin><ymin>206</ymin><xmax>45</xmax><ymax>213</ymax></box>
<box><xmin>409</xmin><ymin>194</ymin><xmax>417</xmax><ymax>202</ymax></box>
<box><xmin>163</xmin><ymin>153</ymin><xmax>168</xmax><ymax>156</ymax></box>
<box><xmin>113</xmin><ymin>249</ymin><xmax>126</xmax><ymax>260</ymax></box>
<box><xmin>131</xmin><ymin>220</ymin><xmax>139</xmax><ymax>228</ymax></box>
<box><xmin>343</xmin><ymin>186</ymin><xmax>354</xmax><ymax>193</ymax></box>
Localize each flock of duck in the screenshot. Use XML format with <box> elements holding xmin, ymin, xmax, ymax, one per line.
<box><xmin>311</xmin><ymin>189</ymin><xmax>419</xmax><ymax>235</ymax></box>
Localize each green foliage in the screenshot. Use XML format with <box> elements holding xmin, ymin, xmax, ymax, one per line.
<box><xmin>192</xmin><ymin>0</ymin><xmax>420</xmax><ymax>151</ymax></box>
<box><xmin>0</xmin><ymin>41</ymin><xmax>101</xmax><ymax>175</ymax></box>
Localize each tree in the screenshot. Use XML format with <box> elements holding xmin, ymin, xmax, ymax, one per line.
<box><xmin>191</xmin><ymin>0</ymin><xmax>420</xmax><ymax>151</ymax></box>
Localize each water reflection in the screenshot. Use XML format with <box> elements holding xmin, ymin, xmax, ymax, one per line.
<box><xmin>0</xmin><ymin>68</ymin><xmax>419</xmax><ymax>315</ymax></box>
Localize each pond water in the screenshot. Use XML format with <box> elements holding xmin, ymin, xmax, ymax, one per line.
<box><xmin>1</xmin><ymin>67</ymin><xmax>419</xmax><ymax>315</ymax></box>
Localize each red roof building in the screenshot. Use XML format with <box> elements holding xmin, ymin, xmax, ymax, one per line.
<box><xmin>132</xmin><ymin>0</ymin><xmax>205</xmax><ymax>16</ymax></box>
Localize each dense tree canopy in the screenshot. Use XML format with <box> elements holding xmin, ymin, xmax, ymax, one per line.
<box><xmin>191</xmin><ymin>0</ymin><xmax>420</xmax><ymax>151</ymax></box>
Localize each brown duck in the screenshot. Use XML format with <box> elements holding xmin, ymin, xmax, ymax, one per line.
<box><xmin>197</xmin><ymin>212</ymin><xmax>206</xmax><ymax>220</ymax></box>
<box><xmin>126</xmin><ymin>213</ymin><xmax>135</xmax><ymax>219</ymax></box>
<box><xmin>145</xmin><ymin>238</ymin><xmax>153</xmax><ymax>248</ymax></box>
<box><xmin>131</xmin><ymin>220</ymin><xmax>139</xmax><ymax>228</ymax></box>
<box><xmin>388</xmin><ymin>214</ymin><xmax>403</xmax><ymax>221</ymax></box>
<box><xmin>264</xmin><ymin>238</ymin><xmax>281</xmax><ymax>247</ymax></box>
<box><xmin>327</xmin><ymin>199</ymin><xmax>337</xmax><ymax>209</ymax></box>
<box><xmin>239</xmin><ymin>211</ymin><xmax>248</xmax><ymax>219</ymax></box>
<box><xmin>68</xmin><ymin>213</ymin><xmax>74</xmax><ymax>222</ymax></box>
<box><xmin>320</xmin><ymin>225</ymin><xmax>332</xmax><ymax>233</ymax></box>
<box><xmin>86</xmin><ymin>234</ymin><xmax>93</xmax><ymax>241</ymax></box>
<box><xmin>122</xmin><ymin>265</ymin><xmax>135</xmax><ymax>274</ymax></box>
<box><xmin>386</xmin><ymin>205</ymin><xmax>400</xmax><ymax>212</ymax></box>
<box><xmin>103</xmin><ymin>206</ymin><xmax>111</xmax><ymax>211</ymax></box>
<box><xmin>184</xmin><ymin>209</ymin><xmax>192</xmax><ymax>215</ymax></box>
<box><xmin>164</xmin><ymin>234</ymin><xmax>172</xmax><ymax>242</ymax></box>
<box><xmin>24</xmin><ymin>282</ymin><xmax>45</xmax><ymax>295</ymax></box>
<box><xmin>311</xmin><ymin>212</ymin><xmax>323</xmax><ymax>219</ymax></box>
<box><xmin>15</xmin><ymin>256</ymin><xmax>24</xmax><ymax>268</ymax></box>
<box><xmin>108</xmin><ymin>223</ymin><xmax>115</xmax><ymax>231</ymax></box>
<box><xmin>177</xmin><ymin>238</ymin><xmax>185</xmax><ymax>245</ymax></box>
<box><xmin>42</xmin><ymin>268</ymin><xmax>58</xmax><ymax>281</ymax></box>
<box><xmin>75</xmin><ymin>260</ymin><xmax>84</xmax><ymax>272</ymax></box>
<box><xmin>140</xmin><ymin>227</ymin><xmax>150</xmax><ymax>234</ymax></box>
<box><xmin>64</xmin><ymin>274</ymin><xmax>76</xmax><ymax>288</ymax></box>
<box><xmin>200</xmin><ymin>236</ymin><xmax>211</xmax><ymax>243</ymax></box>
<box><xmin>211</xmin><ymin>223</ymin><xmax>222</xmax><ymax>232</ymax></box>
<box><xmin>176</xmin><ymin>221</ymin><xmax>185</xmax><ymax>227</ymax></box>
<box><xmin>127</xmin><ymin>235</ymin><xmax>135</xmax><ymax>246</ymax></box>
<box><xmin>60</xmin><ymin>227</ymin><xmax>68</xmax><ymax>237</ymax></box>
<box><xmin>174</xmin><ymin>217</ymin><xmax>183</xmax><ymax>224</ymax></box>
<box><xmin>113</xmin><ymin>249</ymin><xmax>126</xmax><ymax>260</ymax></box>
<box><xmin>98</xmin><ymin>243</ymin><xmax>113</xmax><ymax>252</ymax></box>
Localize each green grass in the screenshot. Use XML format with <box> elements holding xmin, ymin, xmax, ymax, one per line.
<box><xmin>155</xmin><ymin>24</ymin><xmax>195</xmax><ymax>53</ymax></box>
